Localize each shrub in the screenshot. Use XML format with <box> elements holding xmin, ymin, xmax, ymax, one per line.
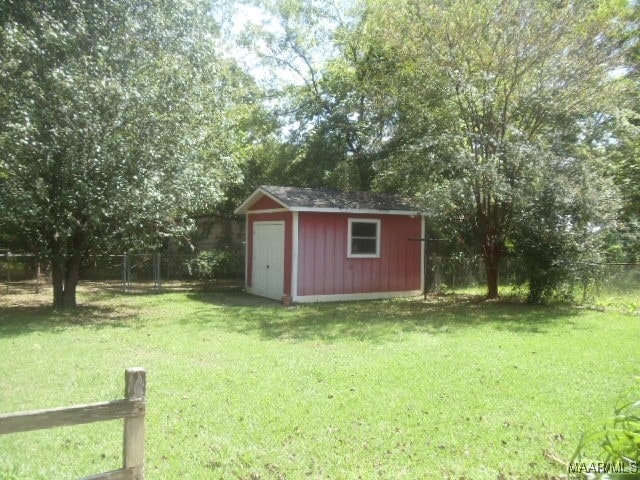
<box><xmin>185</xmin><ymin>248</ymin><xmax>239</xmax><ymax>283</ymax></box>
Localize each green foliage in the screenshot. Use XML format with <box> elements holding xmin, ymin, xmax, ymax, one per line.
<box><xmin>511</xmin><ymin>146</ymin><xmax>617</xmax><ymax>303</ymax></box>
<box><xmin>360</xmin><ymin>0</ymin><xmax>631</xmax><ymax>298</ymax></box>
<box><xmin>606</xmin><ymin>3</ymin><xmax>640</xmax><ymax>264</ymax></box>
<box><xmin>0</xmin><ymin>0</ymin><xmax>250</xmax><ymax>306</ymax></box>
<box><xmin>0</xmin><ymin>254</ymin><xmax>36</xmax><ymax>282</ymax></box>
<box><xmin>244</xmin><ymin>0</ymin><xmax>636</xmax><ymax>300</ymax></box>
<box><xmin>240</xmin><ymin>0</ymin><xmax>383</xmax><ymax>191</ymax></box>
<box><xmin>592</xmin><ymin>266</ymin><xmax>640</xmax><ymax>315</ymax></box>
<box><xmin>185</xmin><ymin>248</ymin><xmax>242</xmax><ymax>283</ymax></box>
<box><xmin>570</xmin><ymin>379</ymin><xmax>640</xmax><ymax>478</ymax></box>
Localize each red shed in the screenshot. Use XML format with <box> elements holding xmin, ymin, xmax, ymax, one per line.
<box><xmin>234</xmin><ymin>186</ymin><xmax>425</xmax><ymax>303</ymax></box>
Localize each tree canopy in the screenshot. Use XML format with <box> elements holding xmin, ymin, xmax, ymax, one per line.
<box><xmin>1</xmin><ymin>0</ymin><xmax>637</xmax><ymax>305</ymax></box>
<box><xmin>239</xmin><ymin>0</ymin><xmax>636</xmax><ymax>301</ymax></box>
<box><xmin>0</xmin><ymin>0</ymin><xmax>248</xmax><ymax>307</ymax></box>
<box><xmin>365</xmin><ymin>0</ymin><xmax>631</xmax><ymax>298</ymax></box>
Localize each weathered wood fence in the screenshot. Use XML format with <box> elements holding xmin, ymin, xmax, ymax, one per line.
<box><xmin>0</xmin><ymin>368</ymin><xmax>146</xmax><ymax>480</ymax></box>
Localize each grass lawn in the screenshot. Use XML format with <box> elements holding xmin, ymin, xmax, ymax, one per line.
<box><xmin>0</xmin><ymin>285</ymin><xmax>639</xmax><ymax>479</ymax></box>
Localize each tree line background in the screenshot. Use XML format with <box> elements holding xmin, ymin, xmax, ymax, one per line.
<box><xmin>1</xmin><ymin>0</ymin><xmax>638</xmax><ymax>307</ymax></box>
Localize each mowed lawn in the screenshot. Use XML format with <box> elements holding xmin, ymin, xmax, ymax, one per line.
<box><xmin>0</xmin><ymin>286</ymin><xmax>639</xmax><ymax>479</ymax></box>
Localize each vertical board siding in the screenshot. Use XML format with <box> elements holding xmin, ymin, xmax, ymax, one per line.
<box><xmin>246</xmin><ymin>212</ymin><xmax>292</xmax><ymax>295</ymax></box>
<box><xmin>315</xmin><ymin>220</ymin><xmax>326</xmax><ymax>294</ymax></box>
<box><xmin>297</xmin><ymin>212</ymin><xmax>421</xmax><ymax>296</ymax></box>
<box><xmin>333</xmin><ymin>214</ymin><xmax>346</xmax><ymax>294</ymax></box>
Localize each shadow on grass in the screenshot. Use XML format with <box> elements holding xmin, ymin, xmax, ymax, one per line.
<box><xmin>0</xmin><ymin>302</ymin><xmax>144</xmax><ymax>337</ymax></box>
<box><xmin>185</xmin><ymin>291</ymin><xmax>582</xmax><ymax>343</ymax></box>
<box><xmin>0</xmin><ymin>286</ymin><xmax>583</xmax><ymax>342</ymax></box>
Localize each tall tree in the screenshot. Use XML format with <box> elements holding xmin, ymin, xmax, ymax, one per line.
<box><xmin>240</xmin><ymin>0</ymin><xmax>388</xmax><ymax>191</ymax></box>
<box><xmin>0</xmin><ymin>0</ymin><xmax>241</xmax><ymax>307</ymax></box>
<box><xmin>363</xmin><ymin>0</ymin><xmax>630</xmax><ymax>298</ymax></box>
<box><xmin>608</xmin><ymin>2</ymin><xmax>640</xmax><ymax>263</ymax></box>
<box><xmin>510</xmin><ymin>118</ymin><xmax>620</xmax><ymax>303</ymax></box>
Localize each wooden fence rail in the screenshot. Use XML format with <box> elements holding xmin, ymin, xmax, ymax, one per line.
<box><xmin>0</xmin><ymin>368</ymin><xmax>146</xmax><ymax>480</ymax></box>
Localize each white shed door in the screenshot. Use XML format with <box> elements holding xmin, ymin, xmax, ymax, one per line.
<box><xmin>252</xmin><ymin>222</ymin><xmax>285</xmax><ymax>300</ymax></box>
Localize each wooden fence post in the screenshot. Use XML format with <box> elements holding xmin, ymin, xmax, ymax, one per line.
<box><xmin>123</xmin><ymin>368</ymin><xmax>146</xmax><ymax>479</ymax></box>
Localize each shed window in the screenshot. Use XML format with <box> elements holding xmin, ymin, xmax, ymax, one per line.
<box><xmin>348</xmin><ymin>219</ymin><xmax>380</xmax><ymax>258</ymax></box>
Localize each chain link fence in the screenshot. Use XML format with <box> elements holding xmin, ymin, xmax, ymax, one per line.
<box><xmin>427</xmin><ymin>255</ymin><xmax>520</xmax><ymax>292</ymax></box>
<box><xmin>427</xmin><ymin>254</ymin><xmax>639</xmax><ymax>302</ymax></box>
<box><xmin>1</xmin><ymin>251</ymin><xmax>637</xmax><ymax>304</ymax></box>
<box><xmin>0</xmin><ymin>251</ymin><xmax>245</xmax><ymax>294</ymax></box>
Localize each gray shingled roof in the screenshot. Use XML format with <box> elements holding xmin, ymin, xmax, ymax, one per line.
<box><xmin>242</xmin><ymin>185</ymin><xmax>419</xmax><ymax>214</ymax></box>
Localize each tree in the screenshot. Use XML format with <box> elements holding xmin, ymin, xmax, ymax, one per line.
<box><xmin>511</xmin><ymin>135</ymin><xmax>619</xmax><ymax>303</ymax></box>
<box><xmin>0</xmin><ymin>0</ymin><xmax>242</xmax><ymax>307</ymax></box>
<box><xmin>362</xmin><ymin>0</ymin><xmax>630</xmax><ymax>298</ymax></box>
<box><xmin>607</xmin><ymin>3</ymin><xmax>640</xmax><ymax>263</ymax></box>
<box><xmin>239</xmin><ymin>0</ymin><xmax>389</xmax><ymax>191</ymax></box>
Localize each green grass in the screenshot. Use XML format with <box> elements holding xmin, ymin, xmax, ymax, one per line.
<box><xmin>0</xmin><ymin>286</ymin><xmax>639</xmax><ymax>479</ymax></box>
<box><xmin>591</xmin><ymin>284</ymin><xmax>640</xmax><ymax>316</ymax></box>
<box><xmin>452</xmin><ymin>282</ymin><xmax>640</xmax><ymax>316</ymax></box>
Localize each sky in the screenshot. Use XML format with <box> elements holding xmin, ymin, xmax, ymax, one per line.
<box><xmin>217</xmin><ymin>2</ymin><xmax>310</xmax><ymax>88</ymax></box>
<box><xmin>215</xmin><ymin>0</ymin><xmax>352</xmax><ymax>90</ymax></box>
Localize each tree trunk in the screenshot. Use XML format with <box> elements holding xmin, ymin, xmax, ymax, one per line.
<box><xmin>482</xmin><ymin>237</ymin><xmax>501</xmax><ymax>299</ymax></box>
<box><xmin>475</xmin><ymin>187</ymin><xmax>504</xmax><ymax>300</ymax></box>
<box><xmin>51</xmin><ymin>252</ymin><xmax>81</xmax><ymax>309</ymax></box>
<box><xmin>51</xmin><ymin>254</ymin><xmax>65</xmax><ymax>308</ymax></box>
<box><xmin>527</xmin><ymin>275</ymin><xmax>544</xmax><ymax>304</ymax></box>
<box><xmin>485</xmin><ymin>259</ymin><xmax>499</xmax><ymax>299</ymax></box>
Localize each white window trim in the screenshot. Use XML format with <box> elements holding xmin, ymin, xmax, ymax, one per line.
<box><xmin>348</xmin><ymin>218</ymin><xmax>381</xmax><ymax>258</ymax></box>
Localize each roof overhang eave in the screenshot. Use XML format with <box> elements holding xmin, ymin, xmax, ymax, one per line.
<box><xmin>233</xmin><ymin>187</ymin><xmax>289</xmax><ymax>215</ymax></box>
<box><xmin>289</xmin><ymin>207</ymin><xmax>422</xmax><ymax>216</ymax></box>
